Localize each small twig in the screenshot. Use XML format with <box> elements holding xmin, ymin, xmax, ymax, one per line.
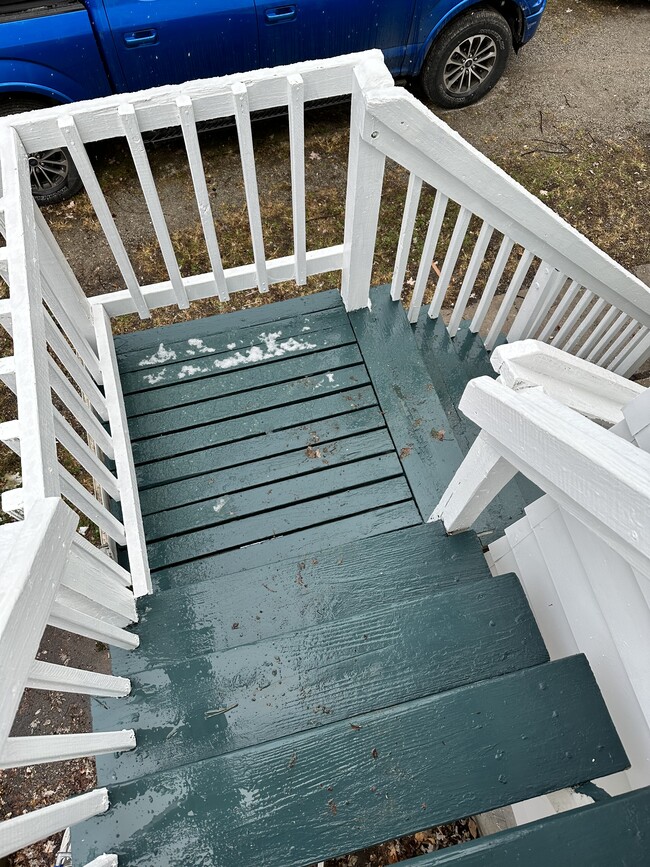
<box><xmin>539</xmin><ymin>109</ymin><xmax>544</xmax><ymax>136</ymax></box>
<box><xmin>205</xmin><ymin>703</ymin><xmax>239</xmax><ymax>718</ymax></box>
<box><xmin>262</xmin><ymin>582</ymin><xmax>277</xmax><ymax>593</ymax></box>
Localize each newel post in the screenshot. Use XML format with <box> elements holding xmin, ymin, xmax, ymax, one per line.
<box><xmin>340</xmin><ymin>67</ymin><xmax>387</xmax><ymax>311</ymax></box>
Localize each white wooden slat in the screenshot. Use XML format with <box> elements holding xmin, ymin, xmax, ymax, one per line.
<box><xmin>56</xmin><ymin>584</ymin><xmax>131</xmax><ymax>629</ymax></box>
<box><xmin>0</xmin><ymin>126</ymin><xmax>60</xmax><ymax>509</ymax></box>
<box><xmin>53</xmin><ymin>408</ymin><xmax>120</xmax><ymax>501</ymax></box>
<box><xmin>28</xmin><ymin>659</ymin><xmax>130</xmax><ymax>697</ymax></box>
<box><xmin>91</xmin><ymin>244</ymin><xmax>343</xmax><ymax>317</ymax></box>
<box><xmin>0</xmin><ymin>499</ymin><xmax>77</xmax><ymax>745</ymax></box>
<box><xmin>1</xmin><ymin>730</ymin><xmax>135</xmax><ymax>769</ymax></box>
<box><xmin>550</xmin><ymin>289</ymin><xmax>592</xmax><ymax>350</ymax></box>
<box><xmin>407</xmin><ymin>190</ymin><xmax>448</xmax><ymax>323</ymax></box>
<box><xmin>118</xmin><ymin>103</ymin><xmax>188</xmax><ymax>309</ymax></box>
<box><xmin>599</xmin><ymin>318</ymin><xmax>638</xmax><ymax>370</ymax></box>
<box><xmin>12</xmin><ymin>52</ymin><xmax>383</xmax><ymax>150</ymax></box>
<box><xmin>58</xmin><ymin>466</ymin><xmax>126</xmax><ymax>546</ymax></box>
<box><xmin>176</xmin><ymin>95</ymin><xmax>229</xmax><ymax>301</ymax></box>
<box><xmin>47</xmin><ymin>361</ymin><xmax>114</xmax><ymax>460</ymax></box>
<box><xmin>57</xmin><ymin>115</ymin><xmax>150</xmax><ymax>320</ymax></box>
<box><xmin>390</xmin><ymin>173</ymin><xmax>423</xmax><ymax>301</ymax></box>
<box><xmin>525</xmin><ymin>270</ymin><xmax>569</xmax><ymax>339</ymax></box>
<box><xmin>94</xmin><ymin>306</ymin><xmax>151</xmax><ymax>596</ymax></box>
<box><xmin>562</xmin><ymin>296</ymin><xmax>607</xmax><ymax>354</ymax></box>
<box><xmin>483</xmin><ymin>248</ymin><xmax>534</xmax><ymax>351</ymax></box>
<box><xmin>612</xmin><ymin>327</ymin><xmax>650</xmax><ymax>376</ymax></box>
<box><xmin>507</xmin><ymin>261</ymin><xmax>554</xmax><ymax>342</ymax></box>
<box><xmin>0</xmin><ymin>788</ymin><xmax>109</xmax><ymax>859</ymax></box>
<box><xmin>49</xmin><ymin>600</ymin><xmax>139</xmax><ymax>650</ymax></box>
<box><xmin>428</xmin><ymin>205</ymin><xmax>472</xmax><ymax>319</ymax></box>
<box><xmin>287</xmin><ymin>74</ymin><xmax>307</xmax><ymax>287</ymax></box>
<box><xmin>585</xmin><ymin>310</ymin><xmax>628</xmax><ymax>363</ymax></box>
<box><xmin>537</xmin><ymin>279</ymin><xmax>580</xmax><ymax>343</ymax></box>
<box><xmin>361</xmin><ymin>89</ymin><xmax>650</xmax><ymax>330</ymax></box>
<box><xmin>469</xmin><ymin>234</ymin><xmax>515</xmax><ymax>334</ymax></box>
<box><xmin>456</xmin><ymin>378</ymin><xmax>650</xmax><ymax>574</ymax></box>
<box><xmin>72</xmin><ymin>532</ymin><xmax>131</xmax><ymax>589</ymax></box>
<box><xmin>232</xmin><ymin>82</ymin><xmax>269</xmax><ymax>295</ymax></box>
<box><xmin>577</xmin><ymin>304</ymin><xmax>620</xmax><ymax>359</ymax></box>
<box><xmin>0</xmin><ymin>419</ymin><xmax>19</xmax><ymax>451</ymax></box>
<box><xmin>447</xmin><ymin>221</ymin><xmax>494</xmax><ymax>337</ymax></box>
<box><xmin>44</xmin><ymin>309</ymin><xmax>107</xmax><ymax>420</ymax></box>
<box><xmin>63</xmin><ymin>552</ymin><xmax>136</xmax><ymax>623</ymax></box>
<box><xmin>430</xmin><ymin>431</ymin><xmax>517</xmax><ymax>530</ymax></box>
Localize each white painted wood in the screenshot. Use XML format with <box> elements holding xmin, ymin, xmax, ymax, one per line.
<box><xmin>12</xmin><ymin>52</ymin><xmax>382</xmax><ymax>150</ymax></box>
<box><xmin>577</xmin><ymin>304</ymin><xmax>619</xmax><ymax>359</ymax></box>
<box><xmin>490</xmin><ymin>340</ymin><xmax>644</xmax><ymax>425</ymax></box>
<box><xmin>507</xmin><ymin>261</ymin><xmax>554</xmax><ymax>342</ymax></box>
<box><xmin>58</xmin><ymin>466</ymin><xmax>126</xmax><ymax>545</ymax></box>
<box><xmin>49</xmin><ymin>600</ymin><xmax>139</xmax><ymax>649</ymax></box>
<box><xmin>430</xmin><ymin>431</ymin><xmax>517</xmax><ymax>531</ymax></box>
<box><xmin>361</xmin><ymin>87</ymin><xmax>650</xmax><ymax>329</ymax></box>
<box><xmin>483</xmin><ymin>249</ymin><xmax>535</xmax><ymax>351</ymax></box>
<box><xmin>52</xmin><ymin>408</ymin><xmax>120</xmax><ymax>501</ymax></box>
<box><xmin>613</xmin><ymin>327</ymin><xmax>650</xmax><ymax>377</ymax></box>
<box><xmin>84</xmin><ymin>857</ymin><xmax>118</xmax><ymax>867</ymax></box>
<box><xmin>232</xmin><ymin>82</ymin><xmax>269</xmax><ymax>295</ymax></box>
<box><xmin>94</xmin><ymin>306</ymin><xmax>151</xmax><ymax>596</ymax></box>
<box><xmin>563</xmin><ymin>296</ymin><xmax>606</xmax><ymax>354</ymax></box>
<box><xmin>428</xmin><ymin>206</ymin><xmax>472</xmax><ymax>319</ymax></box>
<box><xmin>537</xmin><ymin>280</ymin><xmax>580</xmax><ymax>343</ymax></box>
<box><xmin>46</xmin><ymin>360</ymin><xmax>115</xmax><ymax>459</ymax></box>
<box><xmin>287</xmin><ymin>74</ymin><xmax>307</xmax><ymax>287</ymax></box>
<box><xmin>72</xmin><ymin>532</ymin><xmax>132</xmax><ymax>589</ymax></box>
<box><xmin>1</xmin><ymin>730</ymin><xmax>135</xmax><ymax>769</ymax></box>
<box><xmin>469</xmin><ymin>235</ymin><xmax>515</xmax><ymax>334</ymax></box>
<box><xmin>587</xmin><ymin>310</ymin><xmax>629</xmax><ymax>364</ymax></box>
<box><xmin>526</xmin><ymin>271</ymin><xmax>567</xmax><ymax>339</ymax></box>
<box><xmin>447</xmin><ymin>221</ymin><xmax>494</xmax><ymax>337</ymax></box>
<box><xmin>598</xmin><ymin>318</ymin><xmax>638</xmax><ymax>369</ymax></box>
<box><xmin>552</xmin><ymin>288</ymin><xmax>594</xmax><ymax>349</ymax></box>
<box><xmin>0</xmin><ymin>499</ymin><xmax>77</xmax><ymax>746</ymax></box>
<box><xmin>176</xmin><ymin>94</ymin><xmax>229</xmax><ymax>301</ymax></box>
<box><xmin>27</xmin><ymin>659</ymin><xmax>131</xmax><ymax>697</ymax></box>
<box><xmin>1</xmin><ymin>486</ymin><xmax>24</xmax><ymax>519</ymax></box>
<box><xmin>407</xmin><ymin>190</ymin><xmax>448</xmax><ymax>323</ymax></box>
<box><xmin>0</xmin><ymin>126</ymin><xmax>59</xmax><ymax>509</ymax></box>
<box><xmin>454</xmin><ymin>378</ymin><xmax>650</xmax><ymax>575</ymax></box>
<box><xmin>340</xmin><ymin>71</ymin><xmax>386</xmax><ymax>311</ymax></box>
<box><xmin>57</xmin><ymin>115</ymin><xmax>150</xmax><ymax>320</ymax></box>
<box><xmin>0</xmin><ymin>788</ymin><xmax>109</xmax><ymax>859</ymax></box>
<box><xmin>56</xmin><ymin>584</ymin><xmax>131</xmax><ymax>629</ymax></box>
<box><xmin>390</xmin><ymin>173</ymin><xmax>423</xmax><ymax>301</ymax></box>
<box><xmin>90</xmin><ymin>245</ymin><xmax>344</xmax><ymax>316</ymax></box>
<box><xmin>622</xmin><ymin>387</ymin><xmax>650</xmax><ymax>451</ymax></box>
<box><xmin>63</xmin><ymin>552</ymin><xmax>137</xmax><ymax>623</ymax></box>
<box><xmin>44</xmin><ymin>306</ymin><xmax>107</xmax><ymax>421</ymax></box>
<box><xmin>119</xmin><ymin>103</ymin><xmax>188</xmax><ymax>309</ymax></box>
<box><xmin>0</xmin><ymin>419</ymin><xmax>19</xmax><ymax>452</ymax></box>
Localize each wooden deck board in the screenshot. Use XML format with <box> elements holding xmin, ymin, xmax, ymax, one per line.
<box><xmin>77</xmin><ymin>656</ymin><xmax>627</xmax><ymax>867</ymax></box>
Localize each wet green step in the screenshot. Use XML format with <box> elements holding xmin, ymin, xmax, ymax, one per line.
<box><xmin>75</xmin><ymin>655</ymin><xmax>627</xmax><ymax>867</ymax></box>
<box><xmin>349</xmin><ymin>287</ymin><xmax>464</xmax><ymax>521</ymax></box>
<box><xmin>409</xmin><ymin>786</ymin><xmax>650</xmax><ymax>865</ymax></box>
<box><xmin>95</xmin><ymin>573</ymin><xmax>547</xmax><ymax>784</ymax></box>
<box><xmin>116</xmin><ymin>521</ymin><xmax>486</xmax><ymax>672</ymax></box>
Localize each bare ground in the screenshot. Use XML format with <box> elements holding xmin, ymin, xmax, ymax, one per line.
<box><xmin>1</xmin><ymin>0</ymin><xmax>648</xmax><ymax>864</ymax></box>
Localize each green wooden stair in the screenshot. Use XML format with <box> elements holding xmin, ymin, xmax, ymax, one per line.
<box><xmin>73</xmin><ymin>287</ymin><xmax>640</xmax><ymax>865</ymax></box>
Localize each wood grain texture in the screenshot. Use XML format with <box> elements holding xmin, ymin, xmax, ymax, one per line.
<box><xmin>94</xmin><ymin>574</ymin><xmax>547</xmax><ymax>784</ymax></box>
<box><xmin>112</xmin><ymin>521</ymin><xmax>488</xmax><ymax>675</ymax></box>
<box><xmin>76</xmin><ymin>656</ymin><xmax>628</xmax><ymax>867</ymax></box>
<box><xmin>407</xmin><ymin>786</ymin><xmax>650</xmax><ymax>865</ymax></box>
<box><xmin>350</xmin><ymin>286</ymin><xmax>464</xmax><ymax>519</ymax></box>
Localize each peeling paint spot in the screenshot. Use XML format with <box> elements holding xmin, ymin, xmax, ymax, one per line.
<box><xmin>139</xmin><ymin>343</ymin><xmax>177</xmax><ymax>366</ymax></box>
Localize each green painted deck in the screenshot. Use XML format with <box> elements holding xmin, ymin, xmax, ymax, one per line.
<box><xmin>75</xmin><ymin>288</ymin><xmax>637</xmax><ymax>866</ymax></box>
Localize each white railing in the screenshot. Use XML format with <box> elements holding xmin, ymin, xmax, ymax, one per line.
<box><xmin>0</xmin><ymin>498</ymin><xmax>136</xmax><ymax>863</ymax></box>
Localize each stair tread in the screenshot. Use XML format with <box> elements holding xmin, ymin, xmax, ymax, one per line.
<box><xmin>408</xmin><ymin>786</ymin><xmax>650</xmax><ymax>865</ymax></box>
<box><xmin>113</xmin><ymin>521</ymin><xmax>489</xmax><ymax>675</ymax></box>
<box><xmin>95</xmin><ymin>572</ymin><xmax>547</xmax><ymax>784</ymax></box>
<box><xmin>75</xmin><ymin>655</ymin><xmax>628</xmax><ymax>867</ymax></box>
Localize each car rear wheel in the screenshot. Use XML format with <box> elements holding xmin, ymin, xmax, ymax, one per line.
<box><xmin>421</xmin><ymin>9</ymin><xmax>512</xmax><ymax>109</ymax></box>
<box><xmin>0</xmin><ymin>95</ymin><xmax>83</xmax><ymax>204</ymax></box>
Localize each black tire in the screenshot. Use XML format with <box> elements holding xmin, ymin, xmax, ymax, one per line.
<box><xmin>0</xmin><ymin>94</ymin><xmax>83</xmax><ymax>204</ymax></box>
<box><xmin>420</xmin><ymin>8</ymin><xmax>512</xmax><ymax>109</ymax></box>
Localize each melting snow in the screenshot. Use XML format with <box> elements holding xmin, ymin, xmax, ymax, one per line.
<box><xmin>139</xmin><ymin>343</ymin><xmax>177</xmax><ymax>366</ymax></box>
<box><xmin>144</xmin><ymin>368</ymin><xmax>167</xmax><ymax>385</ymax></box>
<box><xmin>188</xmin><ymin>337</ymin><xmax>216</xmax><ymax>353</ymax></box>
<box><xmin>227</xmin><ymin>342</ymin><xmax>237</xmax><ymax>350</ymax></box>
<box><xmin>238</xmin><ymin>788</ymin><xmax>259</xmax><ymax>810</ymax></box>
<box><xmin>177</xmin><ymin>364</ymin><xmax>208</xmax><ymax>379</ymax></box>
<box><xmin>213</xmin><ymin>497</ymin><xmax>227</xmax><ymax>514</ymax></box>
<box><xmin>325</xmin><ymin>372</ymin><xmax>335</xmax><ymax>383</ymax></box>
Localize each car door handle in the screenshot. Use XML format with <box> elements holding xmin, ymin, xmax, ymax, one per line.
<box><xmin>124</xmin><ymin>29</ymin><xmax>158</xmax><ymax>47</ymax></box>
<box><xmin>264</xmin><ymin>5</ymin><xmax>297</xmax><ymax>23</ymax></box>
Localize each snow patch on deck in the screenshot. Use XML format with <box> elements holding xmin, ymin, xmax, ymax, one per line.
<box><xmin>139</xmin><ymin>343</ymin><xmax>177</xmax><ymax>366</ymax></box>
<box><xmin>144</xmin><ymin>368</ymin><xmax>167</xmax><ymax>385</ymax></box>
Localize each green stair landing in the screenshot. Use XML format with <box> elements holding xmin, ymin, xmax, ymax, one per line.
<box><xmin>74</xmin><ymin>287</ymin><xmax>643</xmax><ymax>866</ymax></box>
